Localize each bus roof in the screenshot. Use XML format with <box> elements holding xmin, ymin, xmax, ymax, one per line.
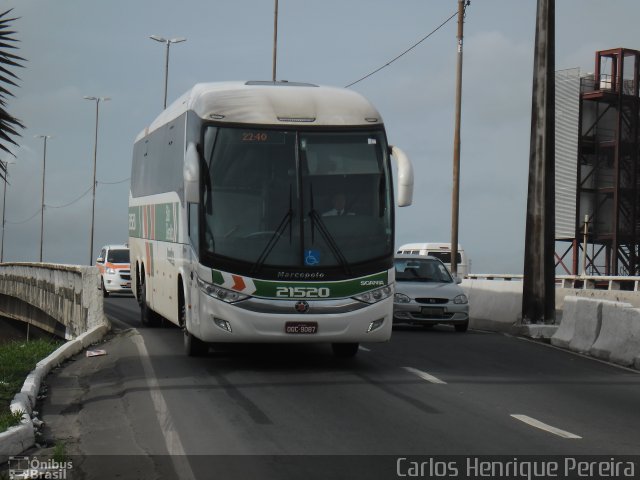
<box><xmin>136</xmin><ymin>81</ymin><xmax>383</xmax><ymax>141</ymax></box>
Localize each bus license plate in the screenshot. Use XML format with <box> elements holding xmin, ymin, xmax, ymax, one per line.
<box><xmin>285</xmin><ymin>322</ymin><xmax>318</xmax><ymax>334</ymax></box>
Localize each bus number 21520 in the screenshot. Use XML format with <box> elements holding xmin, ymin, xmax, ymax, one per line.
<box><xmin>276</xmin><ymin>286</ymin><xmax>330</xmax><ymax>298</ymax></box>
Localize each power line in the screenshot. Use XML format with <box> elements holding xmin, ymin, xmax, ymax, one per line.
<box><xmin>6</xmin><ymin>209</ymin><xmax>40</xmax><ymax>225</ymax></box>
<box><xmin>98</xmin><ymin>176</ymin><xmax>130</xmax><ymax>185</ymax></box>
<box><xmin>46</xmin><ymin>185</ymin><xmax>93</xmax><ymax>209</ymax></box>
<box><xmin>344</xmin><ymin>9</ymin><xmax>459</xmax><ymax>89</ymax></box>
<box><xmin>5</xmin><ymin>176</ymin><xmax>130</xmax><ymax>222</ymax></box>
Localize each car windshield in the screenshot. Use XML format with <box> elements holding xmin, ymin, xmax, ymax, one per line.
<box><xmin>201</xmin><ymin>126</ymin><xmax>392</xmax><ymax>272</ymax></box>
<box><xmin>108</xmin><ymin>249</ymin><xmax>130</xmax><ymax>263</ymax></box>
<box><xmin>395</xmin><ymin>258</ymin><xmax>453</xmax><ymax>283</ymax></box>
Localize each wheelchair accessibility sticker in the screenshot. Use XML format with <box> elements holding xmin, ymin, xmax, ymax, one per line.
<box><xmin>304</xmin><ymin>250</ymin><xmax>320</xmax><ymax>266</ymax></box>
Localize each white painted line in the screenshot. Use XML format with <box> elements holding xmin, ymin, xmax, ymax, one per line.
<box><xmin>359</xmin><ymin>346</ymin><xmax>371</xmax><ymax>352</ymax></box>
<box><xmin>403</xmin><ymin>366</ymin><xmax>447</xmax><ymax>384</ymax></box>
<box><xmin>511</xmin><ymin>414</ymin><xmax>582</xmax><ymax>439</ymax></box>
<box><xmin>131</xmin><ymin>332</ymin><xmax>197</xmax><ymax>480</ymax></box>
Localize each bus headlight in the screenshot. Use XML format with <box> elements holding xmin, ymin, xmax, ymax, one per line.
<box><xmin>106</xmin><ymin>268</ymin><xmax>117</xmax><ymax>275</ymax></box>
<box><xmin>197</xmin><ymin>277</ymin><xmax>249</xmax><ymax>303</ymax></box>
<box><xmin>353</xmin><ymin>285</ymin><xmax>393</xmax><ymax>304</ymax></box>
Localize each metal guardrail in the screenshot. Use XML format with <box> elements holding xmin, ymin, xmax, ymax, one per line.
<box><xmin>466</xmin><ymin>274</ymin><xmax>640</xmax><ymax>292</ymax></box>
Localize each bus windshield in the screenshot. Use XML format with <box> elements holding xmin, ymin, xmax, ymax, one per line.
<box><xmin>202</xmin><ymin>127</ymin><xmax>392</xmax><ymax>275</ymax></box>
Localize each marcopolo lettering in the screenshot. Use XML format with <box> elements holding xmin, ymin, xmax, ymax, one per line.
<box><xmin>277</xmin><ymin>271</ymin><xmax>326</xmax><ymax>280</ymax></box>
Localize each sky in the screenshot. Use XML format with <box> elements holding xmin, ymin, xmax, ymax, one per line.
<box><xmin>0</xmin><ymin>0</ymin><xmax>639</xmax><ymax>274</ymax></box>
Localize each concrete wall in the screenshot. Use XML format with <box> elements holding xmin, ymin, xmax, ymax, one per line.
<box><xmin>0</xmin><ymin>263</ymin><xmax>107</xmax><ymax>339</ymax></box>
<box><xmin>461</xmin><ymin>279</ymin><xmax>523</xmax><ymax>331</ymax></box>
<box><xmin>461</xmin><ymin>278</ymin><xmax>640</xmax><ymax>330</ymax></box>
<box><xmin>0</xmin><ymin>263</ymin><xmax>110</xmax><ymax>461</ymax></box>
<box><xmin>551</xmin><ymin>297</ymin><xmax>640</xmax><ymax>369</ymax></box>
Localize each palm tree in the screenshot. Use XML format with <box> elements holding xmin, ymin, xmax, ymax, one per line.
<box><xmin>0</xmin><ymin>9</ymin><xmax>25</xmax><ymax>181</ymax></box>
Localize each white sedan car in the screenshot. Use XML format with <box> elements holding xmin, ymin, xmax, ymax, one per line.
<box><xmin>393</xmin><ymin>255</ymin><xmax>469</xmax><ymax>332</ymax></box>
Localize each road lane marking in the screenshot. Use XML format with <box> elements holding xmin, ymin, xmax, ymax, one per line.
<box><xmin>403</xmin><ymin>366</ymin><xmax>447</xmax><ymax>384</ymax></box>
<box><xmin>132</xmin><ymin>332</ymin><xmax>196</xmax><ymax>480</ymax></box>
<box><xmin>359</xmin><ymin>346</ymin><xmax>371</xmax><ymax>352</ymax></box>
<box><xmin>511</xmin><ymin>414</ymin><xmax>582</xmax><ymax>439</ymax></box>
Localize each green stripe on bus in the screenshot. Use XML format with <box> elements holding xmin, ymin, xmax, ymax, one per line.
<box><xmin>211</xmin><ymin>269</ymin><xmax>388</xmax><ymax>299</ymax></box>
<box><xmin>129</xmin><ymin>202</ymin><xmax>179</xmax><ymax>241</ymax></box>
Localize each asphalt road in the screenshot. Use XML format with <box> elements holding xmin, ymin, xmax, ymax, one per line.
<box><xmin>32</xmin><ymin>295</ymin><xmax>640</xmax><ymax>479</ymax></box>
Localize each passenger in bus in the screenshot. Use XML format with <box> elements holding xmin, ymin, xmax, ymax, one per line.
<box><xmin>323</xmin><ymin>193</ymin><xmax>354</xmax><ymax>216</ymax></box>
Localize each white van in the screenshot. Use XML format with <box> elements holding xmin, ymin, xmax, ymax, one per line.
<box><xmin>396</xmin><ymin>243</ymin><xmax>470</xmax><ymax>278</ymax></box>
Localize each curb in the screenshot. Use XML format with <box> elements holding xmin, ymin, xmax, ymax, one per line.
<box><xmin>0</xmin><ymin>323</ymin><xmax>110</xmax><ymax>463</ymax></box>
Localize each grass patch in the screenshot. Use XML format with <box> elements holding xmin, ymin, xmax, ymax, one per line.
<box><xmin>53</xmin><ymin>441</ymin><xmax>67</xmax><ymax>463</ymax></box>
<box><xmin>0</xmin><ymin>409</ymin><xmax>23</xmax><ymax>431</ymax></box>
<box><xmin>0</xmin><ymin>339</ymin><xmax>61</xmax><ymax>431</ymax></box>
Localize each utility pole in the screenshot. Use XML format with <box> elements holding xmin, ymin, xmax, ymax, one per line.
<box><xmin>522</xmin><ymin>0</ymin><xmax>555</xmax><ymax>324</ymax></box>
<box><xmin>450</xmin><ymin>0</ymin><xmax>468</xmax><ymax>277</ymax></box>
<box><xmin>35</xmin><ymin>135</ymin><xmax>52</xmax><ymax>263</ymax></box>
<box><xmin>149</xmin><ymin>36</ymin><xmax>186</xmax><ymax>109</ymax></box>
<box><xmin>272</xmin><ymin>0</ymin><xmax>279</xmax><ymax>82</ymax></box>
<box><xmin>0</xmin><ymin>160</ymin><xmax>13</xmax><ymax>263</ymax></box>
<box><xmin>84</xmin><ymin>96</ymin><xmax>110</xmax><ymax>266</ymax></box>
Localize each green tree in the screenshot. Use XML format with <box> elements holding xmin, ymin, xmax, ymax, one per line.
<box><xmin>0</xmin><ymin>9</ymin><xmax>25</xmax><ymax>181</ymax></box>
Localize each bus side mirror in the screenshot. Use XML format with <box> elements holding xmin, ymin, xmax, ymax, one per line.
<box><xmin>390</xmin><ymin>145</ymin><xmax>414</xmax><ymax>207</ymax></box>
<box><xmin>184</xmin><ymin>142</ymin><xmax>200</xmax><ymax>203</ymax></box>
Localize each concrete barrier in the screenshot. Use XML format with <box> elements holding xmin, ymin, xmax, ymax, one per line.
<box><xmin>551</xmin><ymin>298</ymin><xmax>633</xmax><ymax>354</ymax></box>
<box><xmin>460</xmin><ymin>279</ymin><xmax>522</xmax><ymax>332</ymax></box>
<box><xmin>550</xmin><ymin>296</ymin><xmax>579</xmax><ymax>349</ymax></box>
<box><xmin>0</xmin><ymin>262</ymin><xmax>106</xmax><ymax>339</ymax></box>
<box><xmin>590</xmin><ymin>303</ymin><xmax>640</xmax><ymax>367</ymax></box>
<box><xmin>0</xmin><ymin>263</ymin><xmax>110</xmax><ymax>462</ymax></box>
<box><xmin>568</xmin><ymin>299</ymin><xmax>604</xmax><ymax>353</ymax></box>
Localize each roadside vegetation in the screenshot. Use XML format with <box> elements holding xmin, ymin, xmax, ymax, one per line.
<box><xmin>0</xmin><ymin>339</ymin><xmax>60</xmax><ymax>431</ymax></box>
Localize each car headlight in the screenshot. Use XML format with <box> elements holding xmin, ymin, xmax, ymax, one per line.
<box><xmin>394</xmin><ymin>293</ymin><xmax>411</xmax><ymax>303</ymax></box>
<box><xmin>197</xmin><ymin>277</ymin><xmax>249</xmax><ymax>303</ymax></box>
<box><xmin>353</xmin><ymin>285</ymin><xmax>393</xmax><ymax>304</ymax></box>
<box><xmin>106</xmin><ymin>268</ymin><xmax>116</xmax><ymax>274</ymax></box>
<box><xmin>453</xmin><ymin>294</ymin><xmax>468</xmax><ymax>304</ymax></box>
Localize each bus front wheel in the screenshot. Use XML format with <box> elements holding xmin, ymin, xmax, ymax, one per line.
<box><xmin>184</xmin><ymin>328</ymin><xmax>208</xmax><ymax>357</ymax></box>
<box><xmin>331</xmin><ymin>342</ymin><xmax>359</xmax><ymax>358</ymax></box>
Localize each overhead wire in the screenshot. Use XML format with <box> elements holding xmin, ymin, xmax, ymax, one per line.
<box><xmin>344</xmin><ymin>8</ymin><xmax>460</xmax><ymax>89</ymax></box>
<box><xmin>5</xmin><ymin>209</ymin><xmax>40</xmax><ymax>225</ymax></box>
<box><xmin>46</xmin><ymin>184</ymin><xmax>94</xmax><ymax>209</ymax></box>
<box><xmin>5</xmin><ymin>176</ymin><xmax>129</xmax><ymax>223</ymax></box>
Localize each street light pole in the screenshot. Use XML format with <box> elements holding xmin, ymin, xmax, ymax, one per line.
<box><xmin>1</xmin><ymin>159</ymin><xmax>14</xmax><ymax>263</ymax></box>
<box><xmin>84</xmin><ymin>96</ymin><xmax>110</xmax><ymax>266</ymax></box>
<box><xmin>272</xmin><ymin>0</ymin><xmax>279</xmax><ymax>82</ymax></box>
<box><xmin>150</xmin><ymin>35</ymin><xmax>186</xmax><ymax>109</ymax></box>
<box><xmin>35</xmin><ymin>135</ymin><xmax>52</xmax><ymax>262</ymax></box>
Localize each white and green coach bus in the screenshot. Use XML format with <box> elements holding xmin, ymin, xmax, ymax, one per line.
<box><xmin>129</xmin><ymin>81</ymin><xmax>413</xmax><ymax>357</ymax></box>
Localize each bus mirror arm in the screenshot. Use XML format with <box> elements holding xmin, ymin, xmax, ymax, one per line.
<box><xmin>389</xmin><ymin>145</ymin><xmax>414</xmax><ymax>207</ymax></box>
<box><xmin>184</xmin><ymin>142</ymin><xmax>201</xmax><ymax>203</ymax></box>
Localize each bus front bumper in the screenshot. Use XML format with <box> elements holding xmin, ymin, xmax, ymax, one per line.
<box><xmin>194</xmin><ymin>295</ymin><xmax>393</xmax><ymax>343</ymax></box>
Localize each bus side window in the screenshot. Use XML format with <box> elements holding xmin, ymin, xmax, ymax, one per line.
<box><xmin>188</xmin><ymin>203</ymin><xmax>199</xmax><ymax>254</ymax></box>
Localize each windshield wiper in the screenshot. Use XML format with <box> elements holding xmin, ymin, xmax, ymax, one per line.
<box><xmin>251</xmin><ymin>185</ymin><xmax>293</xmax><ymax>274</ymax></box>
<box><xmin>308</xmin><ymin>185</ymin><xmax>351</xmax><ymax>276</ymax></box>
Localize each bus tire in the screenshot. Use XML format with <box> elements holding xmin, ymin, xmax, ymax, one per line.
<box><xmin>184</xmin><ymin>328</ymin><xmax>208</xmax><ymax>357</ymax></box>
<box><xmin>140</xmin><ymin>282</ymin><xmax>159</xmax><ymax>327</ymax></box>
<box><xmin>331</xmin><ymin>342</ymin><xmax>359</xmax><ymax>358</ymax></box>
